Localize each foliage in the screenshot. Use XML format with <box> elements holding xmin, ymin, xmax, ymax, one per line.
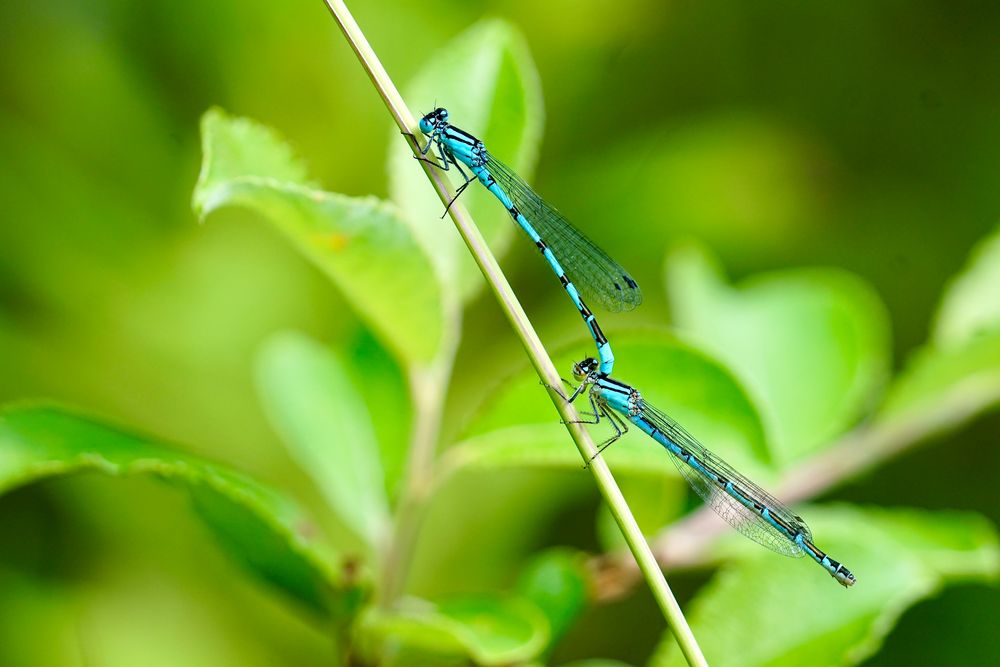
<box><xmin>650</xmin><ymin>507</ymin><xmax>999</xmax><ymax>667</ymax></box>
<box><xmin>2</xmin><ymin>5</ymin><xmax>1000</xmax><ymax>667</ymax></box>
<box><xmin>0</xmin><ymin>405</ymin><xmax>359</xmax><ymax>620</ymax></box>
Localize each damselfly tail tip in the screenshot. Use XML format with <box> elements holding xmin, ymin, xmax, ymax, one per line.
<box><xmin>836</xmin><ymin>567</ymin><xmax>857</xmax><ymax>588</ymax></box>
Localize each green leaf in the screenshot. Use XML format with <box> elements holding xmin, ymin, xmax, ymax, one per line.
<box><xmin>0</xmin><ymin>405</ymin><xmax>359</xmax><ymax>619</ymax></box>
<box><xmin>192</xmin><ymin>107</ymin><xmax>312</xmax><ymax>194</ymax></box>
<box><xmin>194</xmin><ymin>107</ymin><xmax>446</xmax><ymax>365</ymax></box>
<box><xmin>650</xmin><ymin>506</ymin><xmax>999</xmax><ymax>667</ymax></box>
<box><xmin>359</xmin><ymin>594</ymin><xmax>550</xmax><ymax>666</ymax></box>
<box><xmin>356</xmin><ymin>608</ymin><xmax>468</xmax><ymax>667</ymax></box>
<box><xmin>256</xmin><ymin>331</ymin><xmax>390</xmax><ymax>552</ymax></box>
<box><xmin>516</xmin><ymin>549</ymin><xmax>590</xmax><ymax>644</ymax></box>
<box><xmin>933</xmin><ymin>224</ymin><xmax>1000</xmax><ymax>347</ymax></box>
<box><xmin>879</xmin><ymin>330</ymin><xmax>1000</xmax><ymax>422</ymax></box>
<box><xmin>449</xmin><ymin>331</ymin><xmax>769</xmax><ymax>480</ymax></box>
<box><xmin>665</xmin><ymin>243</ymin><xmax>890</xmax><ymax>463</ymax></box>
<box><xmin>389</xmin><ymin>19</ymin><xmax>544</xmax><ymax>301</ymax></box>
<box><xmin>435</xmin><ymin>594</ymin><xmax>550</xmax><ymax>665</ymax></box>
<box><xmin>857</xmin><ymin>507</ymin><xmax>1000</xmax><ymax>580</ymax></box>
<box><xmin>341</xmin><ymin>333</ymin><xmax>412</xmax><ymax>501</ymax></box>
<box><xmin>879</xmin><ymin>225</ymin><xmax>1000</xmax><ymax>426</ymax></box>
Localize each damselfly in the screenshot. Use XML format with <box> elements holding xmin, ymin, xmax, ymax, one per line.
<box><xmin>416</xmin><ymin>107</ymin><xmax>641</xmax><ymax>375</ymax></box>
<box><xmin>564</xmin><ymin>356</ymin><xmax>857</xmax><ymax>587</ymax></box>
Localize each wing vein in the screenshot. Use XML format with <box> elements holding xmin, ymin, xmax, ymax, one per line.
<box><xmin>484</xmin><ymin>151</ymin><xmax>642</xmax><ymax>312</ymax></box>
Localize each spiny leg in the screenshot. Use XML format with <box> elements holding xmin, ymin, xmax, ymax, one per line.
<box><xmin>590</xmin><ymin>406</ymin><xmax>629</xmax><ymax>461</ymax></box>
<box><xmin>412</xmin><ymin>138</ymin><xmax>449</xmax><ymax>169</ymax></box>
<box><xmin>414</xmin><ymin>155</ymin><xmax>445</xmax><ymax>169</ymax></box>
<box><xmin>564</xmin><ymin>378</ymin><xmax>591</xmax><ymax>404</ymax></box>
<box><xmin>441</xmin><ymin>172</ymin><xmax>477</xmax><ymax>218</ymax></box>
<box><xmin>401</xmin><ymin>130</ymin><xmax>441</xmax><ymax>161</ymax></box>
<box><xmin>563</xmin><ymin>389</ymin><xmax>603</xmax><ymax>425</ymax></box>
<box><xmin>407</xmin><ymin>142</ymin><xmax>477</xmax><ymax>217</ymax></box>
<box><xmin>452</xmin><ymin>157</ymin><xmax>472</xmax><ymax>183</ymax></box>
<box><xmin>539</xmin><ymin>377</ymin><xmax>579</xmax><ymax>402</ymax></box>
<box><xmin>540</xmin><ymin>379</ymin><xmax>599</xmax><ymax>424</ymax></box>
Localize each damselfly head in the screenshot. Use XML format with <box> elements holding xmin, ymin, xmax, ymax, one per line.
<box><xmin>418</xmin><ymin>107</ymin><xmax>449</xmax><ymax>135</ymax></box>
<box><xmin>572</xmin><ymin>357</ymin><xmax>598</xmax><ymax>381</ymax></box>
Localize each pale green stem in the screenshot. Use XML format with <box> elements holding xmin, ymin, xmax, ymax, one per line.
<box><xmin>320</xmin><ymin>1</ymin><xmax>708</xmax><ymax>664</ymax></box>
<box><xmin>380</xmin><ymin>356</ymin><xmax>456</xmax><ymax>603</ymax></box>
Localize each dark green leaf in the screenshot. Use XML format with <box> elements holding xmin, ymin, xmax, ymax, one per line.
<box><xmin>389</xmin><ymin>19</ymin><xmax>544</xmax><ymax>302</ymax></box>
<box><xmin>0</xmin><ymin>405</ymin><xmax>359</xmax><ymax>619</ymax></box>
<box><xmin>194</xmin><ymin>108</ymin><xmax>446</xmax><ymax>365</ymax></box>
<box><xmin>256</xmin><ymin>331</ymin><xmax>390</xmax><ymax>552</ymax></box>
<box><xmin>516</xmin><ymin>549</ymin><xmax>590</xmax><ymax>644</ymax></box>
<box><xmin>666</xmin><ymin>243</ymin><xmax>890</xmax><ymax>463</ymax></box>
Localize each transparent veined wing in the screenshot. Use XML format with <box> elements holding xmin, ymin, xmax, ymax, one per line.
<box><xmin>636</xmin><ymin>398</ymin><xmax>809</xmax><ymax>557</ymax></box>
<box><xmin>484</xmin><ymin>152</ymin><xmax>642</xmax><ymax>312</ymax></box>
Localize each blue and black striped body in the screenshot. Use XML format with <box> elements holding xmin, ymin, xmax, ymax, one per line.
<box><xmin>419</xmin><ymin>108</ymin><xmax>640</xmax><ymax>375</ymax></box>
<box><xmin>571</xmin><ymin>358</ymin><xmax>856</xmax><ymax>588</ymax></box>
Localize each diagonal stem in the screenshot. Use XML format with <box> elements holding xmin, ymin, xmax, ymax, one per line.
<box><xmin>320</xmin><ymin>1</ymin><xmax>707</xmax><ymax>664</ymax></box>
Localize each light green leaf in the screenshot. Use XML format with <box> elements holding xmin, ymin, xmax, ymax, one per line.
<box><xmin>879</xmin><ymin>330</ymin><xmax>1000</xmax><ymax>422</ymax></box>
<box><xmin>879</xmin><ymin>224</ymin><xmax>1000</xmax><ymax>426</ymax></box>
<box><xmin>256</xmin><ymin>331</ymin><xmax>391</xmax><ymax>552</ymax></box>
<box><xmin>650</xmin><ymin>506</ymin><xmax>999</xmax><ymax>667</ymax></box>
<box><xmin>0</xmin><ymin>405</ymin><xmax>359</xmax><ymax>619</ymax></box>
<box><xmin>666</xmin><ymin>243</ymin><xmax>890</xmax><ymax>463</ymax></box>
<box><xmin>563</xmin><ymin>662</ymin><xmax>635</xmax><ymax>667</ymax></box>
<box><xmin>435</xmin><ymin>594</ymin><xmax>550</xmax><ymax>665</ymax></box>
<box><xmin>934</xmin><ymin>224</ymin><xmax>1000</xmax><ymax>347</ymax></box>
<box><xmin>858</xmin><ymin>507</ymin><xmax>1000</xmax><ymax>580</ymax></box>
<box><xmin>194</xmin><ymin>107</ymin><xmax>446</xmax><ymax>365</ymax></box>
<box><xmin>516</xmin><ymin>549</ymin><xmax>590</xmax><ymax>644</ymax></box>
<box><xmin>389</xmin><ymin>19</ymin><xmax>544</xmax><ymax>301</ymax></box>
<box><xmin>191</xmin><ymin>107</ymin><xmax>311</xmax><ymax>194</ymax></box>
<box><xmin>359</xmin><ymin>594</ymin><xmax>550</xmax><ymax>666</ymax></box>
<box><xmin>341</xmin><ymin>333</ymin><xmax>412</xmax><ymax>501</ymax></box>
<box><xmin>448</xmin><ymin>331</ymin><xmax>769</xmax><ymax>480</ymax></box>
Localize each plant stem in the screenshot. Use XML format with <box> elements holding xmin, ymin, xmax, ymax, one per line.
<box><xmin>379</xmin><ymin>354</ymin><xmax>456</xmax><ymax>603</ymax></box>
<box><xmin>320</xmin><ymin>1</ymin><xmax>708</xmax><ymax>664</ymax></box>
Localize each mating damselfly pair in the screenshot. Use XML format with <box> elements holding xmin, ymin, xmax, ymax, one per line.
<box><xmin>414</xmin><ymin>107</ymin><xmax>856</xmax><ymax>588</ymax></box>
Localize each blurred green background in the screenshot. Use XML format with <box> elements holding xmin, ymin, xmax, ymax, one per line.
<box><xmin>2</xmin><ymin>1</ymin><xmax>999</xmax><ymax>665</ymax></box>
